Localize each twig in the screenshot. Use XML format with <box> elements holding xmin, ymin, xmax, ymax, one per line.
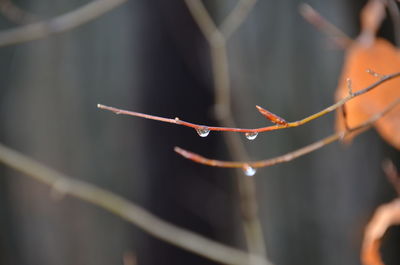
<box><xmin>184</xmin><ymin>0</ymin><xmax>224</xmax><ymax>46</ymax></box>
<box><xmin>386</xmin><ymin>0</ymin><xmax>400</xmax><ymax>46</ymax></box>
<box><xmin>383</xmin><ymin>159</ymin><xmax>400</xmax><ymax>195</ymax></box>
<box><xmin>97</xmin><ymin>72</ymin><xmax>400</xmax><ymax>135</ymax></box>
<box><xmin>340</xmin><ymin>105</ymin><xmax>350</xmax><ymax>131</ymax></box>
<box><xmin>174</xmin><ymin>98</ymin><xmax>400</xmax><ymax>170</ymax></box>
<box><xmin>0</xmin><ymin>0</ymin><xmax>127</xmax><ymax>47</ymax></box>
<box><xmin>0</xmin><ymin>0</ymin><xmax>37</xmax><ymax>24</ymax></box>
<box><xmin>299</xmin><ymin>3</ymin><xmax>353</xmax><ymax>48</ymax></box>
<box><xmin>0</xmin><ymin>143</ymin><xmax>268</xmax><ymax>265</ymax></box>
<box><xmin>220</xmin><ymin>0</ymin><xmax>258</xmax><ymax>40</ymax></box>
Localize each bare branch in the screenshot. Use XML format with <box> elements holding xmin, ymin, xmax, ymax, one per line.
<box><xmin>0</xmin><ymin>0</ymin><xmax>37</xmax><ymax>24</ymax></box>
<box><xmin>174</xmin><ymin>98</ymin><xmax>400</xmax><ymax>170</ymax></box>
<box><xmin>299</xmin><ymin>3</ymin><xmax>353</xmax><ymax>48</ymax></box>
<box><xmin>383</xmin><ymin>159</ymin><xmax>400</xmax><ymax>196</ymax></box>
<box><xmin>98</xmin><ymin>72</ymin><xmax>400</xmax><ymax>135</ymax></box>
<box><xmin>0</xmin><ymin>0</ymin><xmax>127</xmax><ymax>47</ymax></box>
<box><xmin>386</xmin><ymin>0</ymin><xmax>400</xmax><ymax>46</ymax></box>
<box><xmin>184</xmin><ymin>0</ymin><xmax>224</xmax><ymax>46</ymax></box>
<box><xmin>0</xmin><ymin>142</ymin><xmax>268</xmax><ymax>265</ymax></box>
<box><xmin>184</xmin><ymin>0</ymin><xmax>267</xmax><ymax>260</ymax></box>
<box><xmin>220</xmin><ymin>0</ymin><xmax>258</xmax><ymax>39</ymax></box>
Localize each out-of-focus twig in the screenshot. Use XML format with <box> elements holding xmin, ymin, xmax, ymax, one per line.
<box><xmin>358</xmin><ymin>0</ymin><xmax>386</xmax><ymax>46</ymax></box>
<box><xmin>386</xmin><ymin>0</ymin><xmax>400</xmax><ymax>46</ymax></box>
<box><xmin>184</xmin><ymin>0</ymin><xmax>224</xmax><ymax>46</ymax></box>
<box><xmin>0</xmin><ymin>0</ymin><xmax>37</xmax><ymax>24</ymax></box>
<box><xmin>220</xmin><ymin>0</ymin><xmax>258</xmax><ymax>40</ymax></box>
<box><xmin>0</xmin><ymin>0</ymin><xmax>127</xmax><ymax>47</ymax></box>
<box><xmin>97</xmin><ymin>71</ymin><xmax>400</xmax><ymax>134</ymax></box>
<box><xmin>184</xmin><ymin>0</ymin><xmax>268</xmax><ymax>263</ymax></box>
<box><xmin>174</xmin><ymin>98</ymin><xmax>400</xmax><ymax>170</ymax></box>
<box><xmin>0</xmin><ymin>143</ymin><xmax>268</xmax><ymax>265</ymax></box>
<box><xmin>383</xmin><ymin>159</ymin><xmax>400</xmax><ymax>195</ymax></box>
<box><xmin>299</xmin><ymin>3</ymin><xmax>353</xmax><ymax>48</ymax></box>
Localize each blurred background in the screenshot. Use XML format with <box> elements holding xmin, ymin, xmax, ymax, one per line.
<box><xmin>0</xmin><ymin>0</ymin><xmax>399</xmax><ymax>264</ymax></box>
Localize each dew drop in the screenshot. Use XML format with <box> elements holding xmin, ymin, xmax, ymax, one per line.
<box><xmin>196</xmin><ymin>127</ymin><xmax>210</xmax><ymax>137</ymax></box>
<box><xmin>245</xmin><ymin>132</ymin><xmax>258</xmax><ymax>140</ymax></box>
<box><xmin>243</xmin><ymin>164</ymin><xmax>256</xmax><ymax>176</ymax></box>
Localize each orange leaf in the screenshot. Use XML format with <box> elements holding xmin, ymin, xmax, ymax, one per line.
<box><xmin>335</xmin><ymin>1</ymin><xmax>400</xmax><ymax>150</ymax></box>
<box><xmin>361</xmin><ymin>199</ymin><xmax>400</xmax><ymax>265</ymax></box>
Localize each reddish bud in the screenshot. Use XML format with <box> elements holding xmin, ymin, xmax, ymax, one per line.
<box><xmin>256</xmin><ymin>105</ymin><xmax>288</xmax><ymax>125</ymax></box>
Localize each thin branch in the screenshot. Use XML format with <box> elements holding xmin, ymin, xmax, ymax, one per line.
<box><xmin>184</xmin><ymin>0</ymin><xmax>224</xmax><ymax>46</ymax></box>
<box><xmin>98</xmin><ymin>72</ymin><xmax>400</xmax><ymax>134</ymax></box>
<box><xmin>386</xmin><ymin>0</ymin><xmax>400</xmax><ymax>46</ymax></box>
<box><xmin>184</xmin><ymin>0</ymin><xmax>267</xmax><ymax>261</ymax></box>
<box><xmin>340</xmin><ymin>105</ymin><xmax>350</xmax><ymax>131</ymax></box>
<box><xmin>0</xmin><ymin>0</ymin><xmax>127</xmax><ymax>47</ymax></box>
<box><xmin>174</xmin><ymin>98</ymin><xmax>400</xmax><ymax>170</ymax></box>
<box><xmin>299</xmin><ymin>3</ymin><xmax>353</xmax><ymax>48</ymax></box>
<box><xmin>383</xmin><ymin>159</ymin><xmax>400</xmax><ymax>196</ymax></box>
<box><xmin>0</xmin><ymin>143</ymin><xmax>268</xmax><ymax>265</ymax></box>
<box><xmin>220</xmin><ymin>0</ymin><xmax>258</xmax><ymax>39</ymax></box>
<box><xmin>0</xmin><ymin>0</ymin><xmax>37</xmax><ymax>24</ymax></box>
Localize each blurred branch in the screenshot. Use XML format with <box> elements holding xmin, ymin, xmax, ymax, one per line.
<box><xmin>0</xmin><ymin>0</ymin><xmax>127</xmax><ymax>47</ymax></box>
<box><xmin>299</xmin><ymin>3</ymin><xmax>353</xmax><ymax>48</ymax></box>
<box><xmin>184</xmin><ymin>0</ymin><xmax>268</xmax><ymax>262</ymax></box>
<box><xmin>386</xmin><ymin>0</ymin><xmax>400</xmax><ymax>46</ymax></box>
<box><xmin>0</xmin><ymin>0</ymin><xmax>37</xmax><ymax>24</ymax></box>
<box><xmin>383</xmin><ymin>159</ymin><xmax>400</xmax><ymax>195</ymax></box>
<box><xmin>97</xmin><ymin>71</ymin><xmax>400</xmax><ymax>134</ymax></box>
<box><xmin>184</xmin><ymin>0</ymin><xmax>223</xmax><ymax>46</ymax></box>
<box><xmin>174</xmin><ymin>98</ymin><xmax>400</xmax><ymax>170</ymax></box>
<box><xmin>0</xmin><ymin>142</ymin><xmax>268</xmax><ymax>265</ymax></box>
<box><xmin>220</xmin><ymin>0</ymin><xmax>257</xmax><ymax>40</ymax></box>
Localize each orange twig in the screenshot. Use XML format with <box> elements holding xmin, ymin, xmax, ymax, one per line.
<box><xmin>383</xmin><ymin>159</ymin><xmax>400</xmax><ymax>195</ymax></box>
<box><xmin>98</xmin><ymin>72</ymin><xmax>400</xmax><ymax>134</ymax></box>
<box><xmin>174</xmin><ymin>98</ymin><xmax>400</xmax><ymax>171</ymax></box>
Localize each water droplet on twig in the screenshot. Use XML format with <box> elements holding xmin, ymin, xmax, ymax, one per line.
<box><xmin>243</xmin><ymin>164</ymin><xmax>256</xmax><ymax>176</ymax></box>
<box><xmin>245</xmin><ymin>132</ymin><xmax>258</xmax><ymax>140</ymax></box>
<box><xmin>196</xmin><ymin>127</ymin><xmax>210</xmax><ymax>137</ymax></box>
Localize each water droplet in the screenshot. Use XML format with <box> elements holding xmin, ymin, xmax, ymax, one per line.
<box><xmin>196</xmin><ymin>127</ymin><xmax>210</xmax><ymax>137</ymax></box>
<box><xmin>245</xmin><ymin>132</ymin><xmax>258</xmax><ymax>140</ymax></box>
<box><xmin>243</xmin><ymin>164</ymin><xmax>256</xmax><ymax>176</ymax></box>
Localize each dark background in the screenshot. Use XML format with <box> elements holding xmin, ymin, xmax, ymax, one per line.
<box><xmin>0</xmin><ymin>0</ymin><xmax>399</xmax><ymax>264</ymax></box>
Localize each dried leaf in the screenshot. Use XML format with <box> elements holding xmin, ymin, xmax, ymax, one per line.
<box><xmin>361</xmin><ymin>199</ymin><xmax>400</xmax><ymax>265</ymax></box>
<box><xmin>335</xmin><ymin>0</ymin><xmax>400</xmax><ymax>150</ymax></box>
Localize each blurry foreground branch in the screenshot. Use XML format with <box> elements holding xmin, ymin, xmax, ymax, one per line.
<box><xmin>184</xmin><ymin>0</ymin><xmax>268</xmax><ymax>261</ymax></box>
<box><xmin>0</xmin><ymin>0</ymin><xmax>37</xmax><ymax>24</ymax></box>
<box><xmin>0</xmin><ymin>143</ymin><xmax>268</xmax><ymax>265</ymax></box>
<box><xmin>0</xmin><ymin>0</ymin><xmax>127</xmax><ymax>47</ymax></box>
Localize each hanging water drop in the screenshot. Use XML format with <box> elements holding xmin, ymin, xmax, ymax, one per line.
<box><xmin>243</xmin><ymin>164</ymin><xmax>256</xmax><ymax>176</ymax></box>
<box><xmin>196</xmin><ymin>127</ymin><xmax>210</xmax><ymax>137</ymax></box>
<box><xmin>245</xmin><ymin>132</ymin><xmax>258</xmax><ymax>140</ymax></box>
